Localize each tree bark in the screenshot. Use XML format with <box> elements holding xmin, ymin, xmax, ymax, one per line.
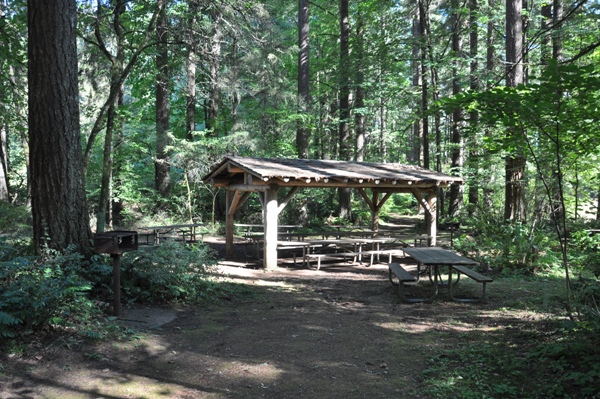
<box><xmin>155</xmin><ymin>4</ymin><xmax>170</xmax><ymax>197</ymax></box>
<box><xmin>448</xmin><ymin>0</ymin><xmax>465</xmax><ymax>218</ymax></box>
<box><xmin>96</xmin><ymin>1</ymin><xmax>126</xmax><ymax>232</ymax></box>
<box><xmin>354</xmin><ymin>16</ymin><xmax>365</xmax><ymax>162</ymax></box>
<box><xmin>297</xmin><ymin>0</ymin><xmax>310</xmax><ymax>159</ymax></box>
<box><xmin>205</xmin><ymin>10</ymin><xmax>222</xmax><ymax>136</ymax></box>
<box><xmin>505</xmin><ymin>0</ymin><xmax>526</xmax><ymax>221</ymax></box>
<box><xmin>467</xmin><ymin>0</ymin><xmax>479</xmax><ymax>215</ymax></box>
<box><xmin>338</xmin><ymin>0</ymin><xmax>351</xmax><ymax>220</ymax></box>
<box><xmin>28</xmin><ymin>0</ymin><xmax>91</xmax><ymax>254</ymax></box>
<box><xmin>411</xmin><ymin>14</ymin><xmax>422</xmax><ymax>165</ymax></box>
<box><xmin>418</xmin><ymin>0</ymin><xmax>429</xmax><ymax>169</ymax></box>
<box><xmin>186</xmin><ymin>1</ymin><xmax>200</xmax><ymax>141</ymax></box>
<box><xmin>0</xmin><ymin>122</ymin><xmax>8</xmax><ymax>201</ymax></box>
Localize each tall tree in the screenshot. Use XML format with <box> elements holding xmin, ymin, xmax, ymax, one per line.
<box><xmin>297</xmin><ymin>0</ymin><xmax>310</xmax><ymax>158</ymax></box>
<box><xmin>354</xmin><ymin>11</ymin><xmax>365</xmax><ymax>162</ymax></box>
<box><xmin>155</xmin><ymin>3</ymin><xmax>170</xmax><ymax>197</ymax></box>
<box><xmin>95</xmin><ymin>0</ymin><xmax>126</xmax><ymax>232</ymax></box>
<box><xmin>27</xmin><ymin>0</ymin><xmax>91</xmax><ymax>254</ymax></box>
<box><xmin>504</xmin><ymin>0</ymin><xmax>526</xmax><ymax>221</ymax></box>
<box><xmin>466</xmin><ymin>0</ymin><xmax>479</xmax><ymax>215</ymax></box>
<box><xmin>448</xmin><ymin>0</ymin><xmax>465</xmax><ymax>217</ymax></box>
<box><xmin>338</xmin><ymin>0</ymin><xmax>351</xmax><ymax>219</ymax></box>
<box><xmin>186</xmin><ymin>0</ymin><xmax>200</xmax><ymax>142</ymax></box>
<box><xmin>205</xmin><ymin>8</ymin><xmax>222</xmax><ymax>135</ymax></box>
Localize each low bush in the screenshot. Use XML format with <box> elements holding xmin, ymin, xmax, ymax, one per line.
<box><xmin>0</xmin><ymin>247</ymin><xmax>97</xmax><ymax>338</ymax></box>
<box><xmin>120</xmin><ymin>241</ymin><xmax>218</xmax><ymax>304</ymax></box>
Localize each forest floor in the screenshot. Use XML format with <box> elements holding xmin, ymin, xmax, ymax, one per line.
<box><xmin>0</xmin><ymin>216</ymin><xmax>560</xmax><ymax>399</ymax></box>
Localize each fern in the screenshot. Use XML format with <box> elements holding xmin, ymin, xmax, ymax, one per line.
<box><xmin>0</xmin><ymin>311</ymin><xmax>21</xmax><ymax>338</ymax></box>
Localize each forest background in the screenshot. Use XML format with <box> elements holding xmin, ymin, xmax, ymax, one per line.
<box><xmin>1</xmin><ymin>1</ymin><xmax>600</xmax><ymax>396</ymax></box>
<box><xmin>1</xmin><ymin>0</ymin><xmax>600</xmax><ymax>372</ymax></box>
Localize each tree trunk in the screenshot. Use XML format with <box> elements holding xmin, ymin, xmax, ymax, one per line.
<box><xmin>411</xmin><ymin>14</ymin><xmax>422</xmax><ymax>165</ymax></box>
<box><xmin>483</xmin><ymin>0</ymin><xmax>496</xmax><ymax>208</ymax></box>
<box><xmin>186</xmin><ymin>1</ymin><xmax>200</xmax><ymax>141</ymax></box>
<box><xmin>354</xmin><ymin>16</ymin><xmax>365</xmax><ymax>162</ymax></box>
<box><xmin>448</xmin><ymin>0</ymin><xmax>465</xmax><ymax>218</ymax></box>
<box><xmin>0</xmin><ymin>122</ymin><xmax>8</xmax><ymax>201</ymax></box>
<box><xmin>155</xmin><ymin>4</ymin><xmax>170</xmax><ymax>197</ymax></box>
<box><xmin>338</xmin><ymin>0</ymin><xmax>351</xmax><ymax>220</ymax></box>
<box><xmin>553</xmin><ymin>0</ymin><xmax>563</xmax><ymax>62</ymax></box>
<box><xmin>205</xmin><ymin>10</ymin><xmax>222</xmax><ymax>136</ymax></box>
<box><xmin>297</xmin><ymin>0</ymin><xmax>310</xmax><ymax>159</ymax></box>
<box><xmin>28</xmin><ymin>0</ymin><xmax>91</xmax><ymax>255</ymax></box>
<box><xmin>504</xmin><ymin>0</ymin><xmax>526</xmax><ymax>221</ymax></box>
<box><xmin>418</xmin><ymin>0</ymin><xmax>429</xmax><ymax>169</ymax></box>
<box><xmin>467</xmin><ymin>0</ymin><xmax>479</xmax><ymax>215</ymax></box>
<box><xmin>97</xmin><ymin>1</ymin><xmax>126</xmax><ymax>232</ymax></box>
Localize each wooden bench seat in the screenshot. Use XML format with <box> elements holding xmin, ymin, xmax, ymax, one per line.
<box><xmin>451</xmin><ymin>265</ymin><xmax>493</xmax><ymax>302</ymax></box>
<box><xmin>360</xmin><ymin>249</ymin><xmax>405</xmax><ymax>266</ymax></box>
<box><xmin>388</xmin><ymin>263</ymin><xmax>423</xmax><ymax>302</ymax></box>
<box><xmin>306</xmin><ymin>252</ymin><xmax>358</xmax><ymax>270</ymax></box>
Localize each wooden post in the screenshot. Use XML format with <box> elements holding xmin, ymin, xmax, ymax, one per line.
<box><xmin>263</xmin><ymin>186</ymin><xmax>279</xmax><ymax>269</ymax></box>
<box><xmin>111</xmin><ymin>254</ymin><xmax>121</xmax><ymax>317</ymax></box>
<box><xmin>226</xmin><ymin>189</ymin><xmax>234</xmax><ymax>257</ymax></box>
<box><xmin>427</xmin><ymin>190</ymin><xmax>437</xmax><ymax>246</ymax></box>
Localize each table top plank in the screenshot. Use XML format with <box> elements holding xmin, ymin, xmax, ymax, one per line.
<box><xmin>402</xmin><ymin>247</ymin><xmax>479</xmax><ymax>266</ymax></box>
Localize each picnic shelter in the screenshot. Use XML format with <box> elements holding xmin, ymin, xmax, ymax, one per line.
<box><xmin>203</xmin><ymin>156</ymin><xmax>463</xmax><ymax>269</ymax></box>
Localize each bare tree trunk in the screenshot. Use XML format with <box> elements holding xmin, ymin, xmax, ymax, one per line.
<box><xmin>0</xmin><ymin>122</ymin><xmax>8</xmax><ymax>201</ymax></box>
<box><xmin>483</xmin><ymin>0</ymin><xmax>496</xmax><ymax>208</ymax></box>
<box><xmin>467</xmin><ymin>0</ymin><xmax>479</xmax><ymax>215</ymax></box>
<box><xmin>28</xmin><ymin>0</ymin><xmax>91</xmax><ymax>255</ymax></box>
<box><xmin>553</xmin><ymin>0</ymin><xmax>563</xmax><ymax>62</ymax></box>
<box><xmin>418</xmin><ymin>0</ymin><xmax>429</xmax><ymax>169</ymax></box>
<box><xmin>205</xmin><ymin>10</ymin><xmax>222</xmax><ymax>136</ymax></box>
<box><xmin>448</xmin><ymin>0</ymin><xmax>465</xmax><ymax>217</ymax></box>
<box><xmin>186</xmin><ymin>1</ymin><xmax>200</xmax><ymax>141</ymax></box>
<box><xmin>231</xmin><ymin>35</ymin><xmax>240</xmax><ymax>131</ymax></box>
<box><xmin>297</xmin><ymin>0</ymin><xmax>310</xmax><ymax>158</ymax></box>
<box><xmin>411</xmin><ymin>14</ymin><xmax>422</xmax><ymax>165</ymax></box>
<box><xmin>504</xmin><ymin>0</ymin><xmax>526</xmax><ymax>221</ymax></box>
<box><xmin>338</xmin><ymin>0</ymin><xmax>352</xmax><ymax>220</ymax></box>
<box><xmin>97</xmin><ymin>1</ymin><xmax>126</xmax><ymax>232</ymax></box>
<box><xmin>155</xmin><ymin>4</ymin><xmax>170</xmax><ymax>197</ymax></box>
<box><xmin>354</xmin><ymin>16</ymin><xmax>365</xmax><ymax>162</ymax></box>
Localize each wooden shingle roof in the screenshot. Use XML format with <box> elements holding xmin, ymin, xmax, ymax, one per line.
<box><xmin>204</xmin><ymin>156</ymin><xmax>462</xmax><ymax>190</ymax></box>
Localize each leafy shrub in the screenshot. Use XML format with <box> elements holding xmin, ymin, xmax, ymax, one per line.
<box><xmin>120</xmin><ymin>241</ymin><xmax>218</xmax><ymax>304</ymax></box>
<box><xmin>0</xmin><ymin>247</ymin><xmax>96</xmax><ymax>338</ymax></box>
<box><xmin>453</xmin><ymin>214</ymin><xmax>560</xmax><ymax>273</ymax></box>
<box><xmin>569</xmin><ymin>230</ymin><xmax>600</xmax><ymax>331</ymax></box>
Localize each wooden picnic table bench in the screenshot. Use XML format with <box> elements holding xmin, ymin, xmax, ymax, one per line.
<box><xmin>139</xmin><ymin>223</ymin><xmax>207</xmax><ymax>245</ymax></box>
<box><xmin>394</xmin><ymin>247</ymin><xmax>492</xmax><ymax>303</ymax></box>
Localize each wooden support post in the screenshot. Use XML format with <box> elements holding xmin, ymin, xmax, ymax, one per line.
<box><xmin>263</xmin><ymin>186</ymin><xmax>279</xmax><ymax>269</ymax></box>
<box><xmin>412</xmin><ymin>188</ymin><xmax>438</xmax><ymax>246</ymax></box>
<box><xmin>111</xmin><ymin>254</ymin><xmax>121</xmax><ymax>317</ymax></box>
<box><xmin>372</xmin><ymin>191</ymin><xmax>380</xmax><ymax>233</ymax></box>
<box><xmin>427</xmin><ymin>190</ymin><xmax>437</xmax><ymax>246</ymax></box>
<box><xmin>226</xmin><ymin>189</ymin><xmax>235</xmax><ymax>257</ymax></box>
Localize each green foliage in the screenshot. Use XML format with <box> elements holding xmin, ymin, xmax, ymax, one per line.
<box><xmin>0</xmin><ymin>202</ymin><xmax>32</xmax><ymax>237</ymax></box>
<box><xmin>569</xmin><ymin>230</ymin><xmax>600</xmax><ymax>330</ymax></box>
<box><xmin>453</xmin><ymin>213</ymin><xmax>561</xmax><ymax>273</ymax></box>
<box><xmin>0</xmin><ymin>247</ymin><xmax>97</xmax><ymax>337</ymax></box>
<box><xmin>120</xmin><ymin>241</ymin><xmax>218</xmax><ymax>304</ymax></box>
<box><xmin>422</xmin><ymin>326</ymin><xmax>600</xmax><ymax>398</ymax></box>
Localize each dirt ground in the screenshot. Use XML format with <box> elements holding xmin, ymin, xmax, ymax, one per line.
<box><xmin>0</xmin><ymin>222</ymin><xmax>543</xmax><ymax>399</ymax></box>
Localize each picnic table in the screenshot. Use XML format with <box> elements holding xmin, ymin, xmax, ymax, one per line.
<box><xmin>390</xmin><ymin>247</ymin><xmax>492</xmax><ymax>302</ymax></box>
<box><xmin>139</xmin><ymin>223</ymin><xmax>206</xmax><ymax>245</ymax></box>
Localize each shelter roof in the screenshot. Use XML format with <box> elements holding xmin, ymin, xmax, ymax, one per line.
<box><xmin>204</xmin><ymin>156</ymin><xmax>463</xmax><ymax>190</ymax></box>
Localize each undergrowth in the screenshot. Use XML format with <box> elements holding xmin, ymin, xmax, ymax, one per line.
<box><xmin>421</xmin><ymin>322</ymin><xmax>600</xmax><ymax>398</ymax></box>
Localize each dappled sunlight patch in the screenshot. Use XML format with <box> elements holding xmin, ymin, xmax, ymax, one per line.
<box><xmin>252</xmin><ymin>279</ymin><xmax>298</xmax><ymax>291</ymax></box>
<box><xmin>208</xmin><ymin>359</ymin><xmax>283</xmax><ymax>384</ymax></box>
